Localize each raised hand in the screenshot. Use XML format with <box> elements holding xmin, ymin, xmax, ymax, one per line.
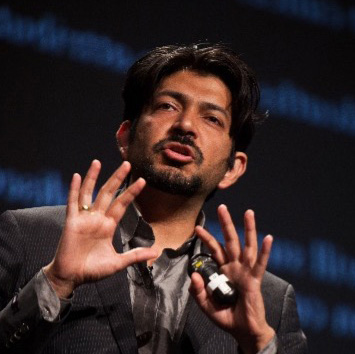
<box><xmin>189</xmin><ymin>205</ymin><xmax>275</xmax><ymax>354</ymax></box>
<box><xmin>44</xmin><ymin>160</ymin><xmax>157</xmax><ymax>298</ymax></box>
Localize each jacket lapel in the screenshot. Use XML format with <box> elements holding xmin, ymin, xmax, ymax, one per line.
<box><xmin>95</xmin><ymin>227</ymin><xmax>138</xmax><ymax>354</ymax></box>
<box><xmin>180</xmin><ymin>241</ymin><xmax>212</xmax><ymax>352</ymax></box>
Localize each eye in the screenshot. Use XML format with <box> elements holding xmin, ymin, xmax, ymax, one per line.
<box><xmin>157</xmin><ymin>102</ymin><xmax>175</xmax><ymax>111</ymax></box>
<box><xmin>205</xmin><ymin>115</ymin><xmax>222</xmax><ymax>126</ymax></box>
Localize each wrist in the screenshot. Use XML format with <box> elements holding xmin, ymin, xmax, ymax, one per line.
<box><xmin>43</xmin><ymin>264</ymin><xmax>75</xmax><ymax>299</ymax></box>
<box><xmin>235</xmin><ymin>326</ymin><xmax>275</xmax><ymax>354</ymax></box>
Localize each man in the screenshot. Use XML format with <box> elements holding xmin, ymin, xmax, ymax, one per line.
<box><xmin>0</xmin><ymin>44</ymin><xmax>307</xmax><ymax>353</ymax></box>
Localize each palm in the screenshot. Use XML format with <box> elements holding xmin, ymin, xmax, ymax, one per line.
<box><xmin>190</xmin><ymin>205</ymin><xmax>274</xmax><ymax>343</ymax></box>
<box><xmin>62</xmin><ymin>214</ymin><xmax>118</xmax><ymax>280</ymax></box>
<box><xmin>45</xmin><ymin>160</ymin><xmax>156</xmax><ymax>295</ymax></box>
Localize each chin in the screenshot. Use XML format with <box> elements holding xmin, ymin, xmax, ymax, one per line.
<box><xmin>139</xmin><ymin>162</ymin><xmax>203</xmax><ymax>197</ymax></box>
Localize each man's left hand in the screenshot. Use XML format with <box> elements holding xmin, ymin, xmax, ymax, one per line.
<box><xmin>189</xmin><ymin>205</ymin><xmax>275</xmax><ymax>354</ymax></box>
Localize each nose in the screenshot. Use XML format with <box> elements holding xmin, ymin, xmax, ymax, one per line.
<box><xmin>170</xmin><ymin>108</ymin><xmax>197</xmax><ymax>139</ymax></box>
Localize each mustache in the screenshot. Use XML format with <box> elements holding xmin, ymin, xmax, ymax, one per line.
<box><xmin>153</xmin><ymin>134</ymin><xmax>204</xmax><ymax>164</ymax></box>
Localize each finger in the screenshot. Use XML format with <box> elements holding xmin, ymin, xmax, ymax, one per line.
<box><xmin>189</xmin><ymin>272</ymin><xmax>214</xmax><ymax>313</ymax></box>
<box><xmin>115</xmin><ymin>247</ymin><xmax>158</xmax><ymax>270</ymax></box>
<box><xmin>93</xmin><ymin>161</ymin><xmax>131</xmax><ymax>212</ymax></box>
<box><xmin>217</xmin><ymin>205</ymin><xmax>242</xmax><ymax>262</ymax></box>
<box><xmin>243</xmin><ymin>209</ymin><xmax>258</xmax><ymax>265</ymax></box>
<box><xmin>195</xmin><ymin>226</ymin><xmax>228</xmax><ymax>265</ymax></box>
<box><xmin>254</xmin><ymin>235</ymin><xmax>273</xmax><ymax>279</ymax></box>
<box><xmin>67</xmin><ymin>173</ymin><xmax>81</xmax><ymax>217</ymax></box>
<box><xmin>106</xmin><ymin>177</ymin><xmax>146</xmax><ymax>222</ymax></box>
<box><xmin>78</xmin><ymin>160</ymin><xmax>101</xmax><ymax>208</ymax></box>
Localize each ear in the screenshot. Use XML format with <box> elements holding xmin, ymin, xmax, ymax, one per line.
<box><xmin>217</xmin><ymin>152</ymin><xmax>247</xmax><ymax>190</ymax></box>
<box><xmin>116</xmin><ymin>120</ymin><xmax>131</xmax><ymax>160</ymax></box>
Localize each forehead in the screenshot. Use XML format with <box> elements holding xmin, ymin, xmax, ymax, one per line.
<box><xmin>154</xmin><ymin>70</ymin><xmax>232</xmax><ymax>113</ymax></box>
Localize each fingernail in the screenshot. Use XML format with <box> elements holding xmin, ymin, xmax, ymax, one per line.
<box><xmin>121</xmin><ymin>161</ymin><xmax>131</xmax><ymax>168</ymax></box>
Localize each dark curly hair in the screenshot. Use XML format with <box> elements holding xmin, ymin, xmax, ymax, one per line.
<box><xmin>122</xmin><ymin>44</ymin><xmax>264</xmax><ymax>154</ymax></box>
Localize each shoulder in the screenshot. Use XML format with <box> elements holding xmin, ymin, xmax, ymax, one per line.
<box><xmin>1</xmin><ymin>205</ymin><xmax>67</xmax><ymax>232</ymax></box>
<box><xmin>2</xmin><ymin>205</ymin><xmax>66</xmax><ymax>222</ymax></box>
<box><xmin>0</xmin><ymin>205</ymin><xmax>67</xmax><ymax>230</ymax></box>
<box><xmin>0</xmin><ymin>206</ymin><xmax>67</xmax><ymax>269</ymax></box>
<box><xmin>262</xmin><ymin>274</ymin><xmax>307</xmax><ymax>351</ymax></box>
<box><xmin>0</xmin><ymin>205</ymin><xmax>67</xmax><ymax>251</ymax></box>
<box><xmin>262</xmin><ymin>271</ymin><xmax>295</xmax><ymax>330</ymax></box>
<box><xmin>262</xmin><ymin>271</ymin><xmax>289</xmax><ymax>295</ymax></box>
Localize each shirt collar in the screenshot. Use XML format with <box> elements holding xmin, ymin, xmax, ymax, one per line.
<box><xmin>119</xmin><ymin>191</ymin><xmax>206</xmax><ymax>251</ymax></box>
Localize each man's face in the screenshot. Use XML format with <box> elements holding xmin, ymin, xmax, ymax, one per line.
<box><xmin>125</xmin><ymin>70</ymin><xmax>236</xmax><ymax>197</ymax></box>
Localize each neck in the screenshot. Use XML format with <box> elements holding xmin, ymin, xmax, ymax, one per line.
<box><xmin>134</xmin><ymin>184</ymin><xmax>205</xmax><ymax>251</ymax></box>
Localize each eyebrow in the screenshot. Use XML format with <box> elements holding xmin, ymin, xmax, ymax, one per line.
<box><xmin>154</xmin><ymin>90</ymin><xmax>231</xmax><ymax>119</ymax></box>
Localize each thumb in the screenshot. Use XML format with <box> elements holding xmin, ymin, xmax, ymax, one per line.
<box><xmin>189</xmin><ymin>272</ymin><xmax>210</xmax><ymax>310</ymax></box>
<box><xmin>115</xmin><ymin>247</ymin><xmax>158</xmax><ymax>270</ymax></box>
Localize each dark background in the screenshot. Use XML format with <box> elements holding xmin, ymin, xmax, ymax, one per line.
<box><xmin>1</xmin><ymin>1</ymin><xmax>355</xmax><ymax>352</ymax></box>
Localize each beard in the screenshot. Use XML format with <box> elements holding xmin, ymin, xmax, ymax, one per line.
<box><xmin>128</xmin><ymin>134</ymin><xmax>204</xmax><ymax>196</ymax></box>
<box><xmin>130</xmin><ymin>155</ymin><xmax>203</xmax><ymax>197</ymax></box>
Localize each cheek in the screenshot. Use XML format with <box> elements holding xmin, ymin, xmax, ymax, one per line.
<box><xmin>133</xmin><ymin>121</ymin><xmax>153</xmax><ymax>143</ymax></box>
<box><xmin>143</xmin><ymin>122</ymin><xmax>172</xmax><ymax>147</ymax></box>
<box><xmin>136</xmin><ymin>117</ymin><xmax>162</xmax><ymax>140</ymax></box>
<box><xmin>203</xmin><ymin>137</ymin><xmax>232</xmax><ymax>161</ymax></box>
<box><xmin>131</xmin><ymin>125</ymin><xmax>161</xmax><ymax>155</ymax></box>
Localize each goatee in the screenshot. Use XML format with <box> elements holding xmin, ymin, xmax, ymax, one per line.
<box><xmin>130</xmin><ymin>158</ymin><xmax>202</xmax><ymax>196</ymax></box>
<box><xmin>128</xmin><ymin>134</ymin><xmax>207</xmax><ymax>196</ymax></box>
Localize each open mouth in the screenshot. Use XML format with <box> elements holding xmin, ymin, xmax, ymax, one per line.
<box><xmin>162</xmin><ymin>142</ymin><xmax>194</xmax><ymax>163</ymax></box>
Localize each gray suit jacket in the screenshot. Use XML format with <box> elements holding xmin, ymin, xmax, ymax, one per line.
<box><xmin>0</xmin><ymin>206</ymin><xmax>307</xmax><ymax>353</ymax></box>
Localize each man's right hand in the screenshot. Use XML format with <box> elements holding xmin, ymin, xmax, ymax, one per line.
<box><xmin>43</xmin><ymin>160</ymin><xmax>157</xmax><ymax>298</ymax></box>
